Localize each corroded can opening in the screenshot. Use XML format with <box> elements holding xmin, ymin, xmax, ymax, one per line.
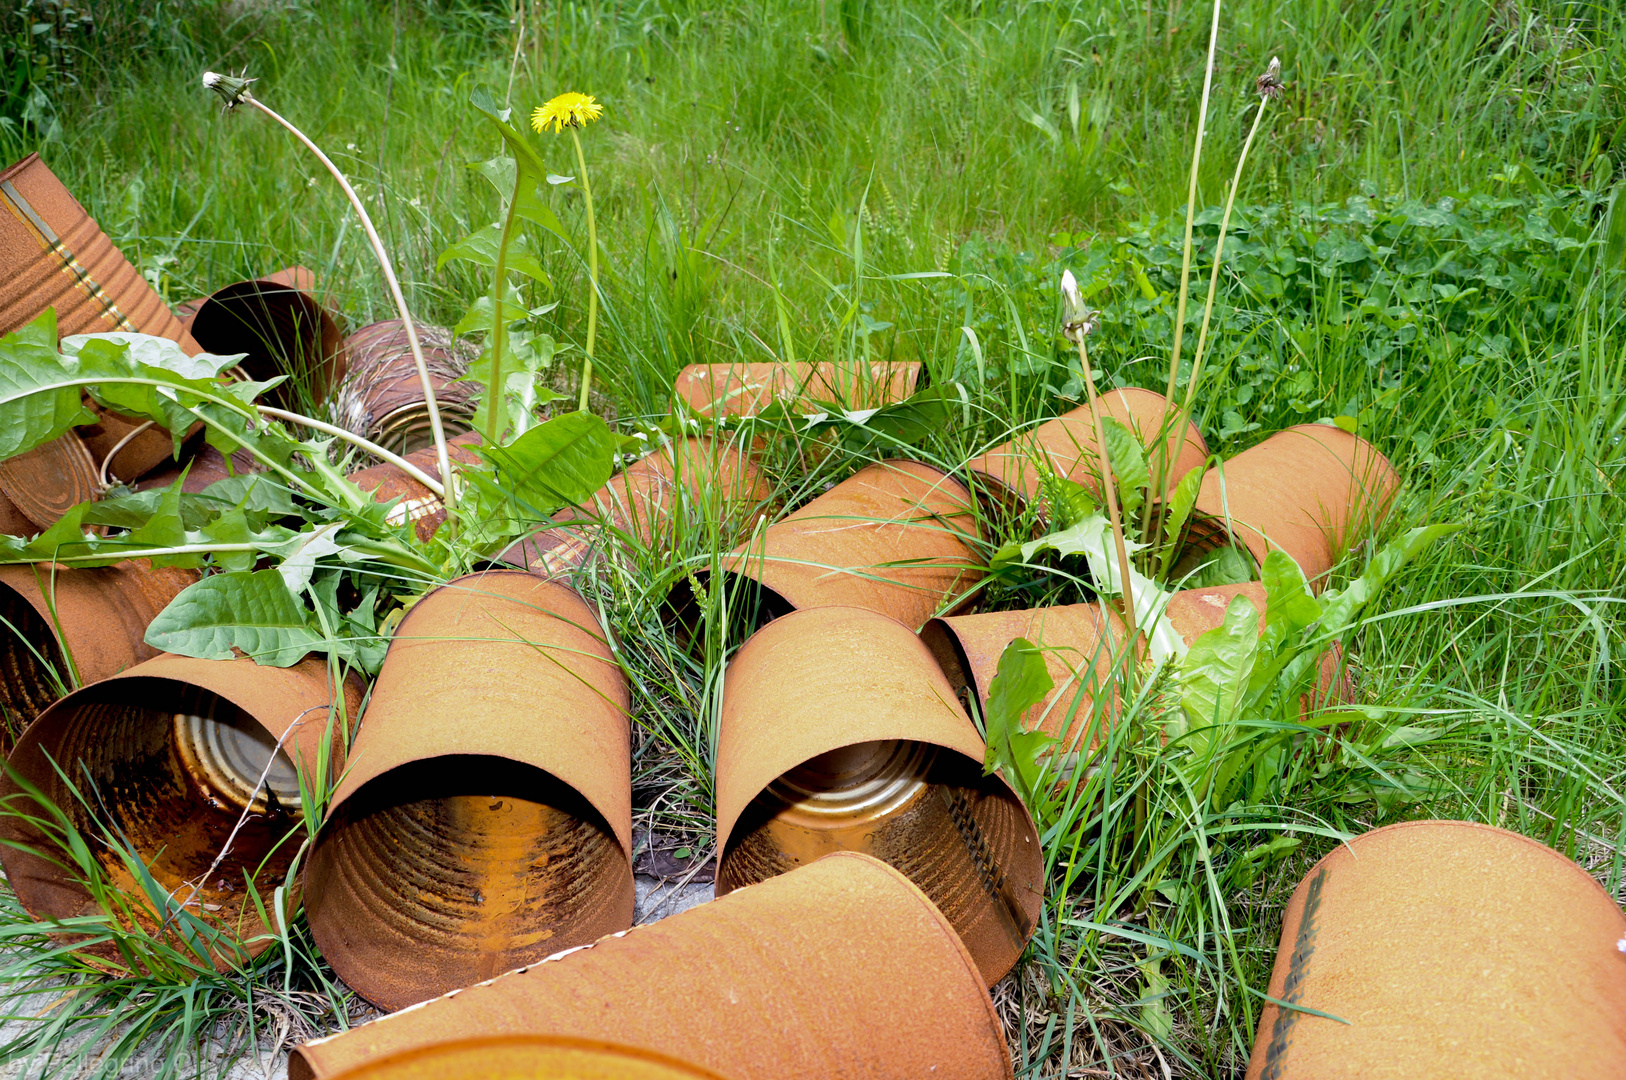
<box><xmin>323</xmin><ymin>1035</ymin><xmax>732</xmax><ymax>1080</ymax></box>
<box><xmin>172</xmin><ymin>709</ymin><xmax>303</xmax><ymax>814</ymax></box>
<box><xmin>0</xmin><ymin>584</ymin><xmax>70</xmax><ymax>744</ymax></box>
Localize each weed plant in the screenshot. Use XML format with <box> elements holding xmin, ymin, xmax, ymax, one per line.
<box><xmin>0</xmin><ymin>1</ymin><xmax>1622</xmax><ymax>1077</ymax></box>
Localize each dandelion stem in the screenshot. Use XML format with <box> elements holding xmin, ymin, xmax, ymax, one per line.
<box><xmin>242</xmin><ymin>93</ymin><xmax>458</xmax><ymax>520</ymax></box>
<box><xmin>1151</xmin><ymin>0</ymin><xmax>1223</xmax><ymax>538</ymax></box>
<box><xmin>486</xmin><ymin>185</ymin><xmax>523</xmax><ymax>445</ymax></box>
<box><xmin>1077</xmin><ymin>334</ymin><xmax>1139</xmax><ymax>690</ymax></box>
<box><xmin>1177</xmin><ymin>94</ymin><xmax>1271</xmax><ymax>424</ymax></box>
<box><xmin>571</xmin><ymin>127</ymin><xmax>600</xmax><ymax>413</ymax></box>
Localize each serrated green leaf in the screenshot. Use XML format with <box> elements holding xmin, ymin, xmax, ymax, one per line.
<box><xmin>436</xmin><ymin>223</ymin><xmax>551</xmax><ymax>285</ymax></box>
<box><xmin>982</xmin><ymin>637</ymin><xmax>1057</xmax><ymax>807</ymax></box>
<box><xmin>0</xmin><ymin>310</ymin><xmax>96</xmax><ymax>459</ymax></box>
<box><xmin>1159</xmin><ymin>462</ymin><xmax>1207</xmax><ymax>575</ymax></box>
<box><xmin>1179</xmin><ymin>593</ymin><xmax>1260</xmax><ymax>735</ymax></box>
<box><xmin>1100</xmin><ymin>416</ymin><xmax>1150</xmax><ymax>519</ymax></box>
<box><xmin>475</xmin><ymin>410</ymin><xmax>618</xmax><ymax>516</ymax></box>
<box><xmin>144</xmin><ymin>570</ymin><xmax>322</xmax><ymax>667</ymax></box>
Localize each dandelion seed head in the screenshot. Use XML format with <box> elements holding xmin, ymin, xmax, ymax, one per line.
<box><xmin>1257</xmin><ymin>57</ymin><xmax>1284</xmax><ymax>101</ymax></box>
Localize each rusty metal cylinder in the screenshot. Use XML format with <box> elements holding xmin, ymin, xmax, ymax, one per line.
<box><xmin>966</xmin><ymin>387</ymin><xmax>1208</xmax><ymax>514</ymax></box>
<box><xmin>1246</xmin><ymin>820</ymin><xmax>1626</xmax><ymax>1079</ymax></box>
<box><xmin>0</xmin><ymin>153</ymin><xmax>198</xmax><ymax>348</ymax></box>
<box><xmin>716</xmin><ymin>607</ymin><xmax>1042</xmax><ymax>984</ymax></box>
<box><xmin>499</xmin><ymin>436</ymin><xmax>771</xmax><ymax>577</ymax></box>
<box><xmin>717</xmin><ymin>459</ymin><xmax>982</xmax><ymax>631</ymax></box>
<box><xmin>325</xmin><ymin>1036</ymin><xmax>731</xmax><ymax>1080</ymax></box>
<box><xmin>184</xmin><ymin>267</ymin><xmax>348</xmax><ymax>408</ymax></box>
<box><xmin>0</xmin><ymin>430</ymin><xmax>100</xmax><ymax>530</ymax></box>
<box><xmin>1193</xmin><ymin>423</ymin><xmax>1398</xmax><ymax>590</ymax></box>
<box><xmin>0</xmin><ymin>562</ymin><xmax>197</xmax><ymax>747</ymax></box>
<box><xmin>674</xmin><ymin>362</ymin><xmax>922</xmax><ymax>419</ymax></box>
<box><xmin>291</xmin><ymin>851</ymin><xmax>1013</xmax><ymax>1080</ymax></box>
<box><xmin>331</xmin><ymin>320</ymin><xmax>476</xmax><ymax>457</ymax></box>
<box><xmin>303</xmin><ymin>571</ymin><xmax>634</xmax><ymax>1012</ymax></box>
<box><xmin>0</xmin><ymin>654</ymin><xmax>360</xmax><ymax>960</ymax></box>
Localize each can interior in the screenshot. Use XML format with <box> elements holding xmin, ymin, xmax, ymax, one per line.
<box><xmin>0</xmin><ymin>585</ymin><xmax>72</xmax><ymax>747</ymax></box>
<box><xmin>305</xmin><ymin>755</ymin><xmax>630</xmax><ymax>1008</ymax></box>
<box><xmin>9</xmin><ymin>680</ymin><xmax>305</xmax><ymax>931</ymax></box>
<box><xmin>722</xmin><ymin>738</ymin><xmax>1038</xmax><ymax>982</ymax></box>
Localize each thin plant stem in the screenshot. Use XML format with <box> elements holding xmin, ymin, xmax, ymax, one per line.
<box><xmin>486</xmin><ymin>184</ymin><xmax>524</xmax><ymax>444</ymax></box>
<box><xmin>242</xmin><ymin>92</ymin><xmax>458</xmax><ymax>520</ymax></box>
<box><xmin>1151</xmin><ymin>0</ymin><xmax>1223</xmax><ymax>531</ymax></box>
<box><xmin>571</xmin><ymin>126</ymin><xmax>600</xmax><ymax>412</ymax></box>
<box><xmin>1176</xmin><ymin>95</ymin><xmax>1270</xmax><ymax>424</ymax></box>
<box><xmin>1076</xmin><ymin>334</ymin><xmax>1139</xmax><ymax>691</ymax></box>
<box><xmin>256</xmin><ymin>407</ymin><xmax>447</xmax><ymax>497</ymax></box>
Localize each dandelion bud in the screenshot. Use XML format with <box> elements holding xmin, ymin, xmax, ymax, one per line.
<box><xmin>1060</xmin><ymin>269</ymin><xmax>1098</xmax><ymax>343</ymax></box>
<box><xmin>201</xmin><ymin>70</ymin><xmax>257</xmax><ymax>110</ymax></box>
<box><xmin>1257</xmin><ymin>57</ymin><xmax>1284</xmax><ymax>102</ymax></box>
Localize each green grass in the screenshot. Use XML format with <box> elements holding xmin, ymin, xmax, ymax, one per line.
<box><xmin>1</xmin><ymin>0</ymin><xmax>1623</xmax><ymax>1076</ymax></box>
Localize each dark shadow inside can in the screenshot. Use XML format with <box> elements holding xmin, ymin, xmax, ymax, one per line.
<box><xmin>2</xmin><ymin>679</ymin><xmax>304</xmax><ymax>933</ymax></box>
<box><xmin>304</xmin><ymin>754</ymin><xmax>629</xmax><ymax>1008</ymax></box>
<box><xmin>189</xmin><ymin>282</ymin><xmax>338</xmax><ymax>411</ymax></box>
<box><xmin>721</xmin><ymin>738</ymin><xmax>1036</xmax><ymax>979</ymax></box>
<box><xmin>0</xmin><ymin>585</ymin><xmax>68</xmax><ymax>747</ymax></box>
<box><xmin>662</xmin><ymin>568</ymin><xmax>797</xmax><ymax>646</ymax></box>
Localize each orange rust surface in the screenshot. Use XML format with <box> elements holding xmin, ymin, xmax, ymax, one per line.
<box><xmin>1245</xmin><ymin>820</ymin><xmax>1626</xmax><ymax>1079</ymax></box>
<box><xmin>324</xmin><ymin>1036</ymin><xmax>734</xmax><ymax>1080</ymax></box>
<box><xmin>291</xmin><ymin>853</ymin><xmax>1013</xmax><ymax>1080</ymax></box>
<box><xmin>1193</xmin><ymin>423</ymin><xmax>1398</xmax><ymax>590</ymax></box>
<box><xmin>346</xmin><ymin>433</ymin><xmax>482</xmax><ymax>543</ymax></box>
<box><xmin>0</xmin><ymin>153</ymin><xmax>198</xmax><ymax>348</ymax></box>
<box><xmin>720</xmin><ymin>459</ymin><xmax>982</xmax><ymax>631</ymax></box>
<box><xmin>0</xmin><ymin>654</ymin><xmax>361</xmax><ymax>964</ymax></box>
<box><xmin>965</xmin><ymin>387</ymin><xmax>1208</xmax><ymax>513</ymax></box>
<box><xmin>303</xmin><ymin>571</ymin><xmax>634</xmax><ymax>1011</ymax></box>
<box><xmin>714</xmin><ymin>607</ymin><xmax>1041</xmax><ymax>984</ymax></box>
<box><xmin>500</xmin><ymin>437</ymin><xmax>771</xmax><ymax>577</ymax></box>
<box><xmin>0</xmin><ymin>430</ymin><xmax>99</xmax><ymax>529</ymax></box>
<box><xmin>673</xmin><ymin>361</ymin><xmax>921</xmax><ymax>418</ymax></box>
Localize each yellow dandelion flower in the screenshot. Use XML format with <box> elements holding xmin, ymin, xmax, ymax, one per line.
<box><xmin>531</xmin><ymin>92</ymin><xmax>604</xmax><ymax>134</ymax></box>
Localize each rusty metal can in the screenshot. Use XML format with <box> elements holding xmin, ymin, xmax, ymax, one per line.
<box><xmin>673</xmin><ymin>362</ymin><xmax>922</xmax><ymax>419</ymax></box>
<box><xmin>0</xmin><ymin>153</ymin><xmax>198</xmax><ymax>348</ymax></box>
<box><xmin>716</xmin><ymin>459</ymin><xmax>983</xmax><ymax>632</ymax></box>
<box><xmin>323</xmin><ymin>1036</ymin><xmax>733</xmax><ymax>1080</ymax></box>
<box><xmin>1193</xmin><ymin>423</ymin><xmax>1398</xmax><ymax>590</ymax></box>
<box><xmin>715</xmin><ymin>606</ymin><xmax>1042</xmax><ymax>985</ymax></box>
<box><xmin>330</xmin><ymin>320</ymin><xmax>476</xmax><ymax>457</ymax></box>
<box><xmin>0</xmin><ymin>653</ymin><xmax>361</xmax><ymax>963</ymax></box>
<box><xmin>1246</xmin><ymin>820</ymin><xmax>1626</xmax><ymax>1079</ymax></box>
<box><xmin>965</xmin><ymin>387</ymin><xmax>1208</xmax><ymax>515</ymax></box>
<box><xmin>345</xmin><ymin>433</ymin><xmax>482</xmax><ymax>543</ymax></box>
<box><xmin>0</xmin><ymin>430</ymin><xmax>100</xmax><ymax>529</ymax></box>
<box><xmin>183</xmin><ymin>267</ymin><xmax>348</xmax><ymax>408</ymax></box>
<box><xmin>0</xmin><ymin>561</ymin><xmax>197</xmax><ymax>748</ymax></box>
<box><xmin>498</xmin><ymin>436</ymin><xmax>771</xmax><ymax>577</ymax></box>
<box><xmin>302</xmin><ymin>571</ymin><xmax>634</xmax><ymax>1011</ymax></box>
<box><xmin>290</xmin><ymin>852</ymin><xmax>1012</xmax><ymax>1080</ymax></box>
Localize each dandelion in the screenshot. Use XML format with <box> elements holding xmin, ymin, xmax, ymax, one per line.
<box><xmin>1059</xmin><ymin>269</ymin><xmax>1098</xmax><ymax>343</ymax></box>
<box><xmin>1257</xmin><ymin>57</ymin><xmax>1284</xmax><ymax>101</ymax></box>
<box><xmin>532</xmin><ymin>91</ymin><xmax>605</xmax><ymax>412</ymax></box>
<box><xmin>530</xmin><ymin>92</ymin><xmax>604</xmax><ymax>134</ymax></box>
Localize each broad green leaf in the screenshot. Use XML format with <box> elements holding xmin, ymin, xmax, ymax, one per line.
<box><xmin>1178</xmin><ymin>593</ymin><xmax>1260</xmax><ymax>736</ymax></box>
<box><xmin>465</xmin><ymin>331</ymin><xmax>562</xmax><ymax>445</ymax></box>
<box><xmin>1158</xmin><ymin>462</ymin><xmax>1207</xmax><ymax>575</ymax></box>
<box><xmin>476</xmin><ymin>409</ymin><xmax>618</xmax><ymax>516</ymax></box>
<box><xmin>436</xmin><ymin>223</ymin><xmax>551</xmax><ymax>285</ymax></box>
<box><xmin>144</xmin><ymin>569</ymin><xmax>322</xmax><ymax>667</ymax></box>
<box><xmin>1100</xmin><ymin>417</ymin><xmax>1150</xmax><ymax>519</ymax></box>
<box><xmin>0</xmin><ymin>310</ymin><xmax>96</xmax><ymax>459</ymax></box>
<box><xmin>982</xmin><ymin>637</ymin><xmax>1056</xmax><ymax>807</ymax></box>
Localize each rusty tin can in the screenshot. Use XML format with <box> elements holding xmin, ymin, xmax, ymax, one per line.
<box><xmin>0</xmin><ymin>561</ymin><xmax>197</xmax><ymax>746</ymax></box>
<box><xmin>965</xmin><ymin>387</ymin><xmax>1208</xmax><ymax>515</ymax></box>
<box><xmin>498</xmin><ymin>437</ymin><xmax>771</xmax><ymax>577</ymax></box>
<box><xmin>133</xmin><ymin>441</ymin><xmax>262</xmax><ymax>494</ymax></box>
<box><xmin>330</xmin><ymin>320</ymin><xmax>476</xmax><ymax>457</ymax></box>
<box><xmin>1193</xmin><ymin>424</ymin><xmax>1398</xmax><ymax>590</ymax></box>
<box><xmin>291</xmin><ymin>852</ymin><xmax>1012</xmax><ymax>1080</ymax></box>
<box><xmin>1245</xmin><ymin>820</ymin><xmax>1626</xmax><ymax>1079</ymax></box>
<box><xmin>715</xmin><ymin>607</ymin><xmax>1042</xmax><ymax>984</ymax></box>
<box><xmin>717</xmin><ymin>459</ymin><xmax>982</xmax><ymax>631</ymax></box>
<box><xmin>183</xmin><ymin>267</ymin><xmax>348</xmax><ymax>407</ymax></box>
<box><xmin>303</xmin><ymin>571</ymin><xmax>634</xmax><ymax>1011</ymax></box>
<box><xmin>0</xmin><ymin>654</ymin><xmax>361</xmax><ymax>962</ymax></box>
<box><xmin>0</xmin><ymin>430</ymin><xmax>100</xmax><ymax>529</ymax></box>
<box><xmin>673</xmin><ymin>362</ymin><xmax>922</xmax><ymax>419</ymax></box>
<box><xmin>0</xmin><ymin>153</ymin><xmax>198</xmax><ymax>348</ymax></box>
